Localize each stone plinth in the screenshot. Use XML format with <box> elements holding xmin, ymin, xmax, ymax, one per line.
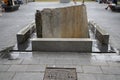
<box><xmin>36</xmin><ymin>5</ymin><xmax>89</xmax><ymax>38</ymax></box>
<box><xmin>31</xmin><ymin>38</ymin><xmax>92</xmax><ymax>52</ymax></box>
<box><xmin>60</xmin><ymin>0</ymin><xmax>71</xmax><ymax>3</ymax></box>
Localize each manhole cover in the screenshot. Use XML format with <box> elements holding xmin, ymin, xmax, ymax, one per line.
<box><xmin>44</xmin><ymin>67</ymin><xmax>77</xmax><ymax>80</ymax></box>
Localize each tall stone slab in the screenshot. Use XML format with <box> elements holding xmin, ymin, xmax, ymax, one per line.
<box><xmin>36</xmin><ymin>5</ymin><xmax>89</xmax><ymax>38</ymax></box>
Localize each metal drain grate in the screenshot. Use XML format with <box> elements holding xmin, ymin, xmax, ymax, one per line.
<box><xmin>44</xmin><ymin>67</ymin><xmax>77</xmax><ymax>80</ymax></box>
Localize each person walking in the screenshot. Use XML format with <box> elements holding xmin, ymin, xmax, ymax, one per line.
<box><xmin>73</xmin><ymin>0</ymin><xmax>77</xmax><ymax>4</ymax></box>
<box><xmin>105</xmin><ymin>0</ymin><xmax>118</xmax><ymax>10</ymax></box>
<box><xmin>0</xmin><ymin>0</ymin><xmax>4</xmax><ymax>16</ymax></box>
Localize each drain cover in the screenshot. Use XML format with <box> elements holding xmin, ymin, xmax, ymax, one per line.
<box><xmin>44</xmin><ymin>67</ymin><xmax>77</xmax><ymax>80</ymax></box>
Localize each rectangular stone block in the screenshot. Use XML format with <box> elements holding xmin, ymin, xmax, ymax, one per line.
<box><xmin>95</xmin><ymin>25</ymin><xmax>109</xmax><ymax>44</ymax></box>
<box><xmin>60</xmin><ymin>0</ymin><xmax>70</xmax><ymax>3</ymax></box>
<box><xmin>36</xmin><ymin>5</ymin><xmax>89</xmax><ymax>38</ymax></box>
<box><xmin>31</xmin><ymin>38</ymin><xmax>92</xmax><ymax>52</ymax></box>
<box><xmin>17</xmin><ymin>21</ymin><xmax>35</xmax><ymax>44</ymax></box>
<box><xmin>88</xmin><ymin>20</ymin><xmax>109</xmax><ymax>44</ymax></box>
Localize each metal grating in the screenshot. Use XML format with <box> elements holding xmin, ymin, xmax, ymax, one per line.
<box><xmin>44</xmin><ymin>67</ymin><xmax>77</xmax><ymax>80</ymax></box>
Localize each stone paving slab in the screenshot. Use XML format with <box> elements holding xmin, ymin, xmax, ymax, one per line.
<box><xmin>22</xmin><ymin>58</ymin><xmax>40</xmax><ymax>64</ymax></box>
<box><xmin>82</xmin><ymin>66</ymin><xmax>103</xmax><ymax>74</ymax></box>
<box><xmin>8</xmin><ymin>65</ymin><xmax>27</xmax><ymax>72</ymax></box>
<box><xmin>94</xmin><ymin>74</ymin><xmax>117</xmax><ymax>80</ymax></box>
<box><xmin>0</xmin><ymin>72</ymin><xmax>15</xmax><ymax>80</ymax></box>
<box><xmin>107</xmin><ymin>61</ymin><xmax>120</xmax><ymax>66</ymax></box>
<box><xmin>0</xmin><ymin>65</ymin><xmax>10</xmax><ymax>71</ymax></box>
<box><xmin>26</xmin><ymin>65</ymin><xmax>46</xmax><ymax>72</ymax></box>
<box><xmin>3</xmin><ymin>59</ymin><xmax>23</xmax><ymax>65</ymax></box>
<box><xmin>12</xmin><ymin>72</ymin><xmax>44</xmax><ymax>80</ymax></box>
<box><xmin>77</xmin><ymin>73</ymin><xmax>96</xmax><ymax>80</ymax></box>
<box><xmin>101</xmin><ymin>66</ymin><xmax>120</xmax><ymax>75</ymax></box>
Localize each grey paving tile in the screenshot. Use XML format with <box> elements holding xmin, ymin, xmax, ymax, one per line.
<box><xmin>47</xmin><ymin>52</ymin><xmax>60</xmax><ymax>59</ymax></box>
<box><xmin>0</xmin><ymin>59</ymin><xmax>8</xmax><ymax>64</ymax></box>
<box><xmin>72</xmin><ymin>58</ymin><xmax>91</xmax><ymax>65</ymax></box>
<box><xmin>56</xmin><ymin>52</ymin><xmax>80</xmax><ymax>59</ymax></box>
<box><xmin>12</xmin><ymin>72</ymin><xmax>44</xmax><ymax>80</ymax></box>
<box><xmin>90</xmin><ymin>60</ymin><xmax>108</xmax><ymax>66</ymax></box>
<box><xmin>0</xmin><ymin>65</ymin><xmax>10</xmax><ymax>71</ymax></box>
<box><xmin>32</xmin><ymin>52</ymin><xmax>48</xmax><ymax>59</ymax></box>
<box><xmin>95</xmin><ymin>55</ymin><xmax>112</xmax><ymax>61</ymax></box>
<box><xmin>26</xmin><ymin>65</ymin><xmax>46</xmax><ymax>72</ymax></box>
<box><xmin>77</xmin><ymin>73</ymin><xmax>96</xmax><ymax>80</ymax></box>
<box><xmin>55</xmin><ymin>59</ymin><xmax>73</xmax><ymax>65</ymax></box>
<box><xmin>94</xmin><ymin>74</ymin><xmax>116</xmax><ymax>80</ymax></box>
<box><xmin>0</xmin><ymin>72</ymin><xmax>15</xmax><ymax>80</ymax></box>
<box><xmin>82</xmin><ymin>66</ymin><xmax>102</xmax><ymax>73</ymax></box>
<box><xmin>8</xmin><ymin>65</ymin><xmax>27</xmax><ymax>72</ymax></box>
<box><xmin>107</xmin><ymin>61</ymin><xmax>120</xmax><ymax>66</ymax></box>
<box><xmin>101</xmin><ymin>66</ymin><xmax>120</xmax><ymax>74</ymax></box>
<box><xmin>18</xmin><ymin>52</ymin><xmax>32</xmax><ymax>59</ymax></box>
<box><xmin>39</xmin><ymin>58</ymin><xmax>56</xmax><ymax>65</ymax></box>
<box><xmin>78</xmin><ymin>55</ymin><xmax>96</xmax><ymax>61</ymax></box>
<box><xmin>115</xmin><ymin>75</ymin><xmax>120</xmax><ymax>80</ymax></box>
<box><xmin>110</xmin><ymin>55</ymin><xmax>120</xmax><ymax>61</ymax></box>
<box><xmin>76</xmin><ymin>66</ymin><xmax>83</xmax><ymax>73</ymax></box>
<box><xmin>3</xmin><ymin>59</ymin><xmax>23</xmax><ymax>65</ymax></box>
<box><xmin>22</xmin><ymin>58</ymin><xmax>40</xmax><ymax>64</ymax></box>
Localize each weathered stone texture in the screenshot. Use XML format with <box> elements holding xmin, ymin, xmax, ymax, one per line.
<box><xmin>35</xmin><ymin>11</ymin><xmax>42</xmax><ymax>38</ymax></box>
<box><xmin>36</xmin><ymin>5</ymin><xmax>89</xmax><ymax>38</ymax></box>
<box><xmin>32</xmin><ymin>38</ymin><xmax>92</xmax><ymax>52</ymax></box>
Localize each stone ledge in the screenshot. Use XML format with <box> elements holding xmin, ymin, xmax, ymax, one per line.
<box><xmin>89</xmin><ymin>21</ymin><xmax>109</xmax><ymax>44</ymax></box>
<box><xmin>17</xmin><ymin>21</ymin><xmax>35</xmax><ymax>44</ymax></box>
<box><xmin>60</xmin><ymin>0</ymin><xmax>70</xmax><ymax>3</ymax></box>
<box><xmin>31</xmin><ymin>38</ymin><xmax>93</xmax><ymax>52</ymax></box>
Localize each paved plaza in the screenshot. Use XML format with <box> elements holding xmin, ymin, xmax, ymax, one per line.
<box><xmin>0</xmin><ymin>2</ymin><xmax>120</xmax><ymax>51</ymax></box>
<box><xmin>0</xmin><ymin>52</ymin><xmax>120</xmax><ymax>80</ymax></box>
<box><xmin>0</xmin><ymin>1</ymin><xmax>120</xmax><ymax>80</ymax></box>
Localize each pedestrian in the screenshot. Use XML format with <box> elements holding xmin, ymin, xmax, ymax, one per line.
<box><xmin>1</xmin><ymin>0</ymin><xmax>7</xmax><ymax>12</ymax></box>
<box><xmin>0</xmin><ymin>0</ymin><xmax>6</xmax><ymax>16</ymax></box>
<box><xmin>105</xmin><ymin>0</ymin><xmax>117</xmax><ymax>10</ymax></box>
<box><xmin>73</xmin><ymin>0</ymin><xmax>77</xmax><ymax>4</ymax></box>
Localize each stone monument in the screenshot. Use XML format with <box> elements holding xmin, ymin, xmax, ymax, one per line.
<box><xmin>33</xmin><ymin>5</ymin><xmax>92</xmax><ymax>52</ymax></box>
<box><xmin>35</xmin><ymin>5</ymin><xmax>89</xmax><ymax>38</ymax></box>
